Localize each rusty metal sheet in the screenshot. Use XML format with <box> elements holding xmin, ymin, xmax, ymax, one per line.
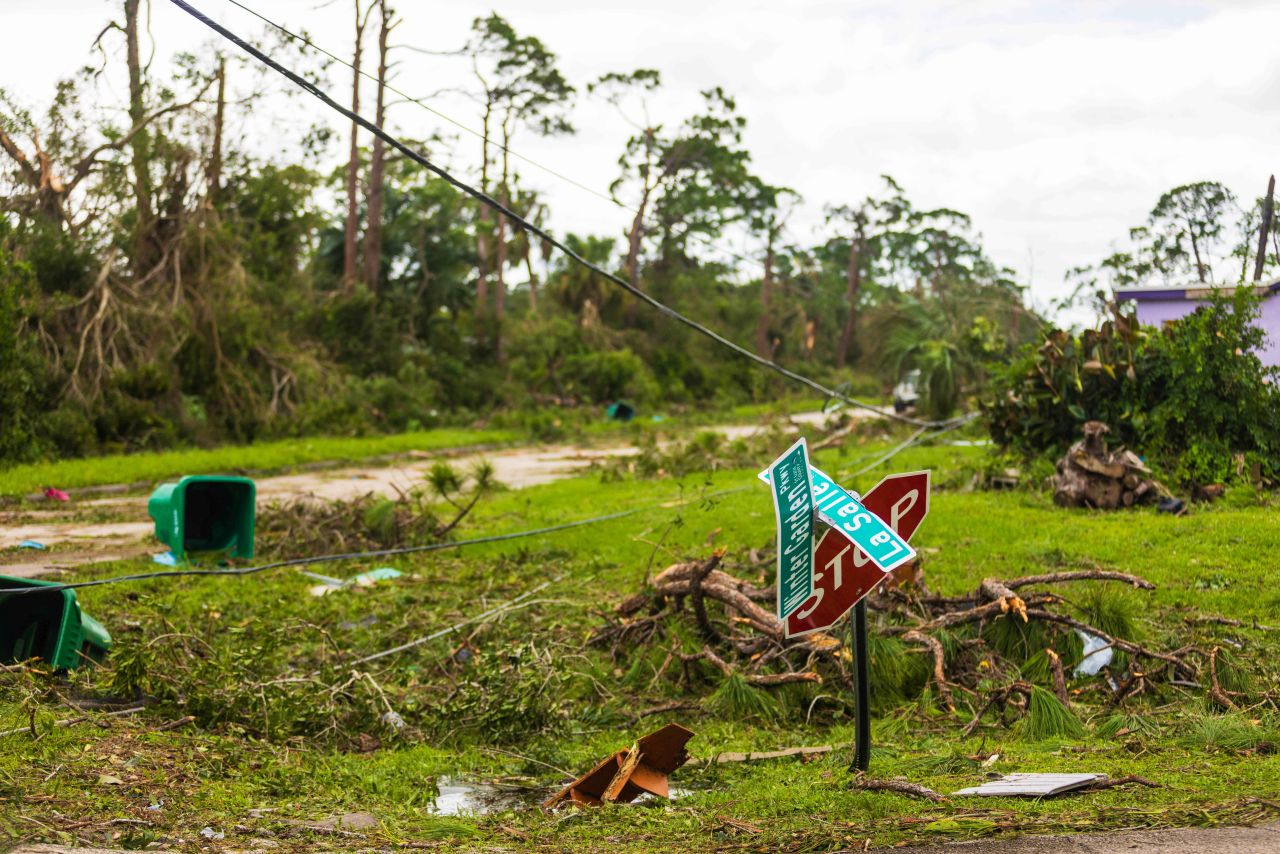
<box><xmin>543</xmin><ymin>724</ymin><xmax>694</xmax><ymax>809</ymax></box>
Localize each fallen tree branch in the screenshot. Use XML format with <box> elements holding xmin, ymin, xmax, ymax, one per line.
<box><xmin>654</xmin><ymin>564</ymin><xmax>782</xmax><ymax>640</ymax></box>
<box><xmin>853</xmin><ymin>777</ymin><xmax>947</xmax><ymax>802</ymax></box>
<box><xmin>885</xmin><ymin>594</ymin><xmax>1057</xmax><ymax>634</ymax></box>
<box><xmin>980</xmin><ymin>578</ymin><xmax>1028</xmax><ymax>621</ymax></box>
<box><xmin>689</xmin><ymin>552</ymin><xmax>724</xmax><ymax>644</ymax></box>
<box><xmin>1186</xmin><ymin>615</ymin><xmax>1279</xmax><ymax>632</ymax></box>
<box><xmin>904</xmin><ymin>630</ymin><xmax>955</xmax><ymax>713</ymax></box>
<box><xmin>1084</xmin><ymin>774</ymin><xmax>1161</xmax><ymax>791</ymax></box>
<box><xmin>696</xmin><ymin>645</ymin><xmax>820</xmax><ymax>687</ymax></box>
<box><xmin>1045</xmin><ymin>648</ymin><xmax>1070</xmax><ymax>705</ymax></box>
<box><xmin>1208</xmin><ymin>646</ymin><xmax>1239</xmax><ymax>710</ymax></box>
<box><xmin>693</xmin><ymin>745</ymin><xmax>832</xmax><ymax>766</ymax></box>
<box><xmin>1006</xmin><ymin>570</ymin><xmax>1155</xmax><ymax>590</ymax></box>
<box><xmin>1023</xmin><ymin>609</ymin><xmax>1195</xmax><ymax>678</ymax></box>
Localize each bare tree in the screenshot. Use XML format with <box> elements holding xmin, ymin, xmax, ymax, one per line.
<box><xmin>466</xmin><ymin>14</ymin><xmax>574</xmax><ymax>358</ymax></box>
<box><xmin>1253</xmin><ymin>175</ymin><xmax>1275</xmax><ymax>282</ymax></box>
<box><xmin>124</xmin><ymin>0</ymin><xmax>157</xmax><ymax>273</ymax></box>
<box><xmin>343</xmin><ymin>0</ymin><xmax>373</xmax><ymax>288</ymax></box>
<box><xmin>361</xmin><ymin>0</ymin><xmax>396</xmax><ymax>294</ymax></box>
<box><xmin>588</xmin><ymin>70</ymin><xmax>662</xmax><ymax>292</ymax></box>
<box><xmin>206</xmin><ymin>55</ymin><xmax>226</xmax><ymax>204</ymax></box>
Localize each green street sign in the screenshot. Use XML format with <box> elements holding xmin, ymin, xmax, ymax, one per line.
<box><xmin>808</xmin><ymin>465</ymin><xmax>915</xmax><ymax>573</ymax></box>
<box><xmin>763</xmin><ymin>438</ymin><xmax>816</xmax><ymax>620</ymax></box>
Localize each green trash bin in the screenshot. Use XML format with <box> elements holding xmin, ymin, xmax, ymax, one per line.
<box><xmin>0</xmin><ymin>576</ymin><xmax>112</xmax><ymax>669</ymax></box>
<box><xmin>148</xmin><ymin>475</ymin><xmax>256</xmax><ymax>560</ymax></box>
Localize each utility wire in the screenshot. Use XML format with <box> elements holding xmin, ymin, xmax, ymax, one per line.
<box><xmin>222</xmin><ymin>0</ymin><xmax>620</xmax><ymax>211</ymax></box>
<box><xmin>0</xmin><ymin>412</ymin><xmax>968</xmax><ymax>597</ymax></box>
<box><xmin>171</xmin><ymin>0</ymin><xmax>967</xmax><ymax>430</ymax></box>
<box><xmin>220</xmin><ymin>0</ymin><xmax>770</xmax><ymax>276</ymax></box>
<box><xmin>347</xmin><ymin>582</ymin><xmax>551</xmax><ymax>666</ymax></box>
<box><xmin>0</xmin><ymin>508</ymin><xmax>639</xmax><ymax>595</ymax></box>
<box><xmin>0</xmin><ymin>483</ymin><xmax>751</xmax><ymax>596</ymax></box>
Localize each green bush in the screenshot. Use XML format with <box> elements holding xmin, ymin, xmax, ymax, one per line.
<box><xmin>561</xmin><ymin>348</ymin><xmax>659</xmax><ymax>404</ymax></box>
<box><xmin>985</xmin><ymin>289</ymin><xmax>1280</xmax><ymax>488</ymax></box>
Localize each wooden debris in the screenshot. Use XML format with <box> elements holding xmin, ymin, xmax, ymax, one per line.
<box><xmin>543</xmin><ymin>723</ymin><xmax>694</xmax><ymax>809</ymax></box>
<box><xmin>1083</xmin><ymin>774</ymin><xmax>1161</xmax><ymax>791</ymax></box>
<box><xmin>1045</xmin><ymin>648</ymin><xmax>1070</xmax><ymax>705</ymax></box>
<box><xmin>1052</xmin><ymin>421</ymin><xmax>1168</xmax><ymax>509</ymax></box>
<box><xmin>1208</xmin><ymin>646</ymin><xmax>1239</xmax><ymax>710</ymax></box>
<box><xmin>694</xmin><ymin>745</ymin><xmax>832</xmax><ymax>766</ymax></box>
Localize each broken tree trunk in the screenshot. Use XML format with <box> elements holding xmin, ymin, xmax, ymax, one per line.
<box><xmin>1053</xmin><ymin>421</ymin><xmax>1165</xmax><ymax>509</ymax></box>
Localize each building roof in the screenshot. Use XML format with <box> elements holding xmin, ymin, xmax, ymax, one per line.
<box><xmin>1114</xmin><ymin>278</ymin><xmax>1280</xmax><ymax>302</ymax></box>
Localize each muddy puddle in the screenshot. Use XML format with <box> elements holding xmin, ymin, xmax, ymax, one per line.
<box><xmin>431</xmin><ymin>777</ymin><xmax>550</xmax><ymax>815</ymax></box>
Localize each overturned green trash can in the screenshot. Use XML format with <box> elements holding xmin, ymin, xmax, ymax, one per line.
<box><xmin>0</xmin><ymin>576</ymin><xmax>112</xmax><ymax>669</ymax></box>
<box><xmin>148</xmin><ymin>475</ymin><xmax>256</xmax><ymax>560</ymax></box>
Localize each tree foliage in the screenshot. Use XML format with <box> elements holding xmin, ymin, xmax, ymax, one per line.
<box><xmin>0</xmin><ymin>2</ymin><xmax>1037</xmax><ymax>465</ymax></box>
<box><xmin>986</xmin><ymin>289</ymin><xmax>1280</xmax><ymax>487</ymax></box>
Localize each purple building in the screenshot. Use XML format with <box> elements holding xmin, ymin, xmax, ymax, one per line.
<box><xmin>1114</xmin><ymin>280</ymin><xmax>1280</xmax><ymax>368</ymax></box>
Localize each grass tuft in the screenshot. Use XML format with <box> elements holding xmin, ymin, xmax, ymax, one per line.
<box><xmin>704</xmin><ymin>673</ymin><xmax>779</xmax><ymax>722</ymax></box>
<box><xmin>1020</xmin><ymin>685</ymin><xmax>1084</xmax><ymax>741</ymax></box>
<box><xmin>1096</xmin><ymin>712</ymin><xmax>1161</xmax><ymax>739</ymax></box>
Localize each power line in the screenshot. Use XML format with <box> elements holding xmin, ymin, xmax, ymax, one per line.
<box><xmin>0</xmin><ymin>508</ymin><xmax>638</xmax><ymax>595</ymax></box>
<box><xmin>0</xmin><ymin>411</ymin><xmax>970</xmax><ymax>598</ymax></box>
<box><xmin>0</xmin><ymin>483</ymin><xmax>751</xmax><ymax>596</ymax></box>
<box><xmin>222</xmin><ymin>0</ymin><xmax>622</xmax><ymax>211</ymax></box>
<box><xmin>218</xmin><ymin>0</ymin><xmax>805</xmax><ymax>280</ymax></box>
<box><xmin>171</xmin><ymin>0</ymin><xmax>965</xmax><ymax>430</ymax></box>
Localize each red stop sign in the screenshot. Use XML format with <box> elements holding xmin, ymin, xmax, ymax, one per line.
<box><xmin>784</xmin><ymin>471</ymin><xmax>930</xmax><ymax>638</ymax></box>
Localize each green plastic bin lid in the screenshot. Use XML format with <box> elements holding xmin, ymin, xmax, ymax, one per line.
<box><xmin>0</xmin><ymin>575</ymin><xmax>112</xmax><ymax>670</ymax></box>
<box><xmin>148</xmin><ymin>475</ymin><xmax>256</xmax><ymax>560</ymax></box>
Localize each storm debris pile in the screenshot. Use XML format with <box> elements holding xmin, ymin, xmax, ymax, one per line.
<box><xmin>1053</xmin><ymin>421</ymin><xmax>1167</xmax><ymax>509</ymax></box>
<box><xmin>597</xmin><ymin>549</ymin><xmax>1254</xmax><ymax>735</ymax></box>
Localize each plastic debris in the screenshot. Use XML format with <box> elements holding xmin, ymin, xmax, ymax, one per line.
<box><xmin>544</xmin><ymin>722</ymin><xmax>693</xmax><ymax>808</ymax></box>
<box><xmin>199</xmin><ymin>827</ymin><xmax>225</xmax><ymax>840</ymax></box>
<box><xmin>953</xmin><ymin>773</ymin><xmax>1107</xmax><ymax>797</ymax></box>
<box><xmin>1157</xmin><ymin>497</ymin><xmax>1185</xmax><ymax>515</ymax></box>
<box><xmin>338</xmin><ymin>614</ymin><xmax>379</xmax><ymax>631</ymax></box>
<box><xmin>606</xmin><ymin>400</ymin><xmax>636</xmax><ymax>422</ymax></box>
<box><xmin>353</xmin><ymin>567</ymin><xmax>402</xmax><ymax>585</ymax></box>
<box><xmin>381</xmin><ymin>710</ymin><xmax>406</xmax><ymax>731</ymax></box>
<box><xmin>17</xmin><ymin>540</ymin><xmax>46</xmax><ymax>550</ymax></box>
<box><xmin>309</xmin><ymin>567</ymin><xmax>402</xmax><ymax>596</ymax></box>
<box><xmin>43</xmin><ymin>486</ymin><xmax>70</xmax><ymax>502</ymax></box>
<box><xmin>152</xmin><ymin>551</ymin><xmax>178</xmax><ymax>567</ymax></box>
<box><xmin>146</xmin><ymin>801</ymin><xmax>164</xmax><ymax>811</ymax></box>
<box><xmin>1074</xmin><ymin>629</ymin><xmax>1114</xmax><ymax>676</ymax></box>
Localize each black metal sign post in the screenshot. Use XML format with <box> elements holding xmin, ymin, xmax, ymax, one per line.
<box><xmin>850</xmin><ymin>599</ymin><xmax>871</xmax><ymax>772</ymax></box>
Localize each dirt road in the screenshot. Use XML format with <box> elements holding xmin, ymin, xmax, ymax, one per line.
<box><xmin>0</xmin><ymin>410</ymin><xmax>842</xmax><ymax>578</ymax></box>
<box><xmin>886</xmin><ymin>822</ymin><xmax>1280</xmax><ymax>853</ymax></box>
<box><xmin>11</xmin><ymin>821</ymin><xmax>1280</xmax><ymax>853</ymax></box>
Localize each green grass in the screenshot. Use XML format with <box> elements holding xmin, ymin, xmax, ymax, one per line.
<box><xmin>0</xmin><ymin>427</ymin><xmax>519</xmax><ymax>497</ymax></box>
<box><xmin>2</xmin><ymin>432</ymin><xmax>1279</xmax><ymax>851</ymax></box>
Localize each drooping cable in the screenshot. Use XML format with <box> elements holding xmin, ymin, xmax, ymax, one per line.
<box><xmin>169</xmin><ymin>0</ymin><xmax>971</xmax><ymax>431</ymax></box>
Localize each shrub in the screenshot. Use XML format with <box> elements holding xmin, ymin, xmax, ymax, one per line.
<box><xmin>985</xmin><ymin>289</ymin><xmax>1280</xmax><ymax>488</ymax></box>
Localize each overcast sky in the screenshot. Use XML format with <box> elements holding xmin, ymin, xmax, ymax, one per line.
<box><xmin>8</xmin><ymin>0</ymin><xmax>1280</xmax><ymax>323</ymax></box>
